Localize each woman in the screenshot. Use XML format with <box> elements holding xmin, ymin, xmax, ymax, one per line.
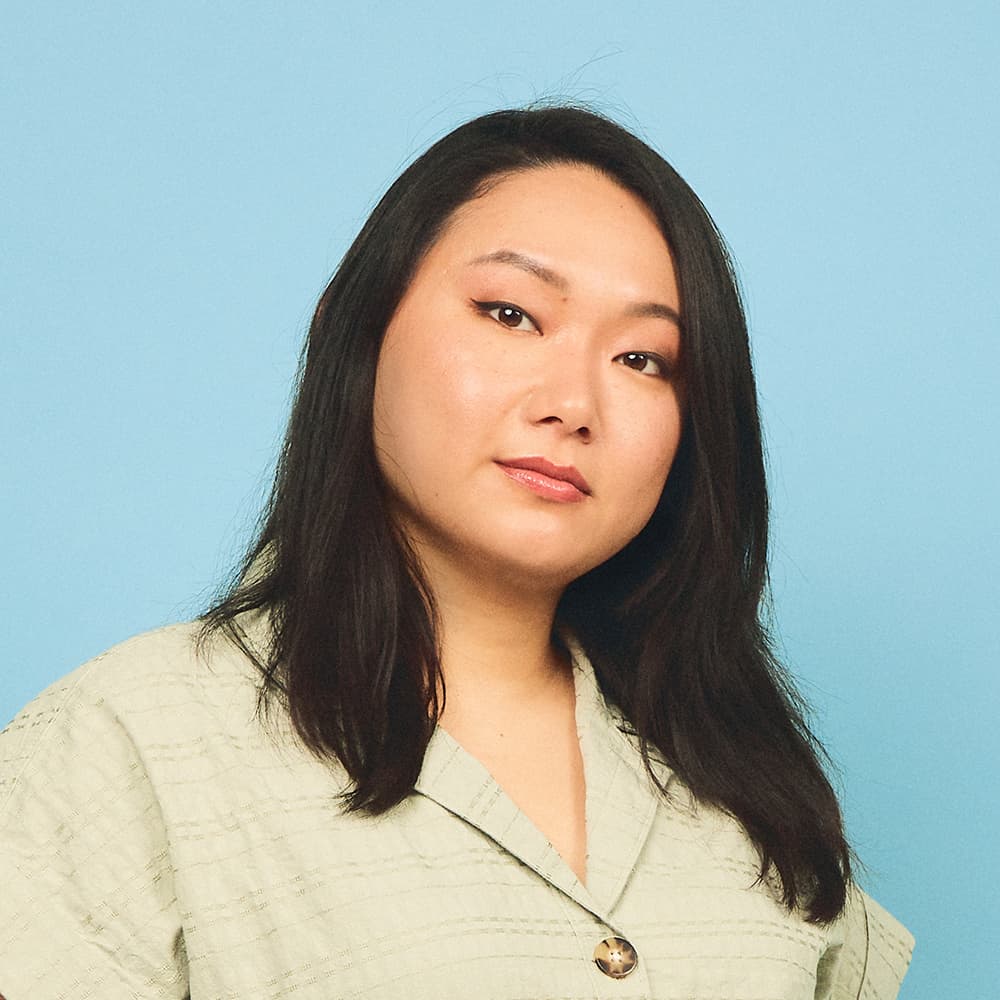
<box><xmin>0</xmin><ymin>107</ymin><xmax>912</xmax><ymax>998</ymax></box>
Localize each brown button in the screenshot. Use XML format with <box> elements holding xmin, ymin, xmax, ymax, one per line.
<box><xmin>593</xmin><ymin>936</ymin><xmax>638</xmax><ymax>979</ymax></box>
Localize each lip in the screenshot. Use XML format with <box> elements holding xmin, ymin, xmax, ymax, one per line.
<box><xmin>495</xmin><ymin>456</ymin><xmax>592</xmax><ymax>501</ymax></box>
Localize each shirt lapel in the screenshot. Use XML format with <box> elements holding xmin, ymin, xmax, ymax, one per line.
<box><xmin>567</xmin><ymin>637</ymin><xmax>666</xmax><ymax>916</ymax></box>
<box><xmin>414</xmin><ymin>640</ymin><xmax>666</xmax><ymax>924</ymax></box>
<box><xmin>414</xmin><ymin>724</ymin><xmax>598</xmax><ymax>914</ymax></box>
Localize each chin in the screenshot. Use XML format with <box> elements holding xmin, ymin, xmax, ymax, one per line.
<box><xmin>486</xmin><ymin>546</ymin><xmax>614</xmax><ymax>592</ymax></box>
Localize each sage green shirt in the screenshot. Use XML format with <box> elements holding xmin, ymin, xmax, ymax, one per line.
<box><xmin>0</xmin><ymin>623</ymin><xmax>913</xmax><ymax>999</ymax></box>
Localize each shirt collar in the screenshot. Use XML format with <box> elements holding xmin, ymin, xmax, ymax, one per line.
<box><xmin>415</xmin><ymin>638</ymin><xmax>668</xmax><ymax>921</ymax></box>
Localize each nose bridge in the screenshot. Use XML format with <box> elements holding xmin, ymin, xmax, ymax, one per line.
<box><xmin>527</xmin><ymin>326</ymin><xmax>602</xmax><ymax>436</ymax></box>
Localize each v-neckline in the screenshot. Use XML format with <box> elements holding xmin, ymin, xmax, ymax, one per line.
<box><xmin>414</xmin><ymin>639</ymin><xmax>667</xmax><ymax>923</ymax></box>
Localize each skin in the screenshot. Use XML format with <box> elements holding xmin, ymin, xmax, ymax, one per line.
<box><xmin>373</xmin><ymin>164</ymin><xmax>684</xmax><ymax>883</ymax></box>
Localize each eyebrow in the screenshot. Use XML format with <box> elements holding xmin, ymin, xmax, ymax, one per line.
<box><xmin>467</xmin><ymin>249</ymin><xmax>682</xmax><ymax>328</ymax></box>
<box><xmin>469</xmin><ymin>250</ymin><xmax>570</xmax><ymax>292</ymax></box>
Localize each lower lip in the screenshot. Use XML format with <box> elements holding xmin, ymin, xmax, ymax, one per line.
<box><xmin>496</xmin><ymin>464</ymin><xmax>588</xmax><ymax>503</ymax></box>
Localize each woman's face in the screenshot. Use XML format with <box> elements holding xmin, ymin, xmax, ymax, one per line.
<box><xmin>373</xmin><ymin>163</ymin><xmax>684</xmax><ymax>594</ymax></box>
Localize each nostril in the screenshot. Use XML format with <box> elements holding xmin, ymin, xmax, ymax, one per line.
<box><xmin>532</xmin><ymin>409</ymin><xmax>596</xmax><ymax>440</ymax></box>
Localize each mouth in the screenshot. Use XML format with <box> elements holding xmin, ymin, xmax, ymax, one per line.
<box><xmin>495</xmin><ymin>456</ymin><xmax>592</xmax><ymax>502</ymax></box>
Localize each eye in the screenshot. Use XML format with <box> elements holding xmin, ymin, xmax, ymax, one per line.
<box><xmin>474</xmin><ymin>300</ymin><xmax>539</xmax><ymax>333</ymax></box>
<box><xmin>616</xmin><ymin>351</ymin><xmax>671</xmax><ymax>378</ymax></box>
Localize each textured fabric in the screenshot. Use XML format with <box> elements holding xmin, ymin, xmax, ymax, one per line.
<box><xmin>0</xmin><ymin>623</ymin><xmax>913</xmax><ymax>999</ymax></box>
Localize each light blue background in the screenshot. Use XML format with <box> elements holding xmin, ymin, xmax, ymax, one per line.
<box><xmin>3</xmin><ymin>3</ymin><xmax>997</xmax><ymax>997</ymax></box>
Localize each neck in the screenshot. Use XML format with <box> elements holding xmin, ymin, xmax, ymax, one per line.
<box><xmin>413</xmin><ymin>547</ymin><xmax>571</xmax><ymax>714</ymax></box>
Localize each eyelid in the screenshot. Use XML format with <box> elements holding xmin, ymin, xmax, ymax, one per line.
<box><xmin>615</xmin><ymin>351</ymin><xmax>675</xmax><ymax>379</ymax></box>
<box><xmin>472</xmin><ymin>299</ymin><xmax>540</xmax><ymax>333</ymax></box>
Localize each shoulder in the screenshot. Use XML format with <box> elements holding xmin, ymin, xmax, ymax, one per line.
<box><xmin>0</xmin><ymin>621</ymin><xmax>251</xmax><ymax>996</ymax></box>
<box><xmin>19</xmin><ymin>616</ymin><xmax>263</xmax><ymax>703</ymax></box>
<box><xmin>0</xmin><ymin>618</ymin><xmax>273</xmax><ymax>811</ymax></box>
<box><xmin>816</xmin><ymin>884</ymin><xmax>914</xmax><ymax>999</ymax></box>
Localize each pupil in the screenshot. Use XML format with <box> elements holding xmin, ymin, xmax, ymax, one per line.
<box><xmin>501</xmin><ymin>307</ymin><xmax>521</xmax><ymax>325</ymax></box>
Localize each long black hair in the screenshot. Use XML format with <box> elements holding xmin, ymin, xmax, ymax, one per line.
<box><xmin>201</xmin><ymin>106</ymin><xmax>851</xmax><ymax>923</ymax></box>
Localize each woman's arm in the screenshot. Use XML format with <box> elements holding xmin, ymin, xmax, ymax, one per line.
<box><xmin>0</xmin><ymin>663</ymin><xmax>187</xmax><ymax>997</ymax></box>
<box><xmin>816</xmin><ymin>885</ymin><xmax>914</xmax><ymax>999</ymax></box>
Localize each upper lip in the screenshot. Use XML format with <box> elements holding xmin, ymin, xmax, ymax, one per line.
<box><xmin>495</xmin><ymin>456</ymin><xmax>592</xmax><ymax>495</ymax></box>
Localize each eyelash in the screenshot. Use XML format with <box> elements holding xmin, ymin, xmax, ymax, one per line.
<box><xmin>473</xmin><ymin>300</ymin><xmax>539</xmax><ymax>332</ymax></box>
<box><xmin>617</xmin><ymin>352</ymin><xmax>672</xmax><ymax>378</ymax></box>
<box><xmin>472</xmin><ymin>300</ymin><xmax>673</xmax><ymax>379</ymax></box>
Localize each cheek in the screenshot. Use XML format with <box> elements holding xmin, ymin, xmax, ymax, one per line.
<box><xmin>620</xmin><ymin>401</ymin><xmax>684</xmax><ymax>520</ymax></box>
<box><xmin>373</xmin><ymin>341</ymin><xmax>504</xmax><ymax>485</ymax></box>
<box><xmin>433</xmin><ymin>361</ymin><xmax>502</xmax><ymax>424</ymax></box>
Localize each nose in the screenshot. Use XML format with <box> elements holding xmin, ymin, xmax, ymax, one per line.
<box><xmin>524</xmin><ymin>343</ymin><xmax>600</xmax><ymax>442</ymax></box>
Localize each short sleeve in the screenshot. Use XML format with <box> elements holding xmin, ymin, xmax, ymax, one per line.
<box><xmin>817</xmin><ymin>884</ymin><xmax>915</xmax><ymax>1000</ymax></box>
<box><xmin>0</xmin><ymin>666</ymin><xmax>188</xmax><ymax>1000</ymax></box>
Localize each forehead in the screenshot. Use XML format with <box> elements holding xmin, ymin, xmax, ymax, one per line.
<box><xmin>421</xmin><ymin>164</ymin><xmax>678</xmax><ymax>300</ymax></box>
